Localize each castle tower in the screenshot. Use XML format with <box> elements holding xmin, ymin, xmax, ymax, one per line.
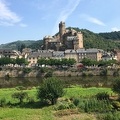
<box><xmin>77</xmin><ymin>32</ymin><xmax>83</xmax><ymax>49</ymax></box>
<box><xmin>59</xmin><ymin>21</ymin><xmax>66</xmax><ymax>43</ymax></box>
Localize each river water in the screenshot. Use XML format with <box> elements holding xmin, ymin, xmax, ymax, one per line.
<box><xmin>0</xmin><ymin>76</ymin><xmax>119</xmax><ymax>88</ymax></box>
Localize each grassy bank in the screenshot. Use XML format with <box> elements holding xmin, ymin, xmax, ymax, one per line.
<box><xmin>0</xmin><ymin>86</ymin><xmax>115</xmax><ymax>120</ymax></box>
<box><xmin>0</xmin><ymin>86</ymin><xmax>113</xmax><ymax>103</ymax></box>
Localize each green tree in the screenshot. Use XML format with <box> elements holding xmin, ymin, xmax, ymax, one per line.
<box><xmin>37</xmin><ymin>58</ymin><xmax>46</xmax><ymax>66</ymax></box>
<box><xmin>81</xmin><ymin>58</ymin><xmax>96</xmax><ymax>66</ymax></box>
<box><xmin>67</xmin><ymin>58</ymin><xmax>76</xmax><ymax>66</ymax></box>
<box><xmin>19</xmin><ymin>44</ymin><xmax>26</xmax><ymax>53</ymax></box>
<box><xmin>112</xmin><ymin>79</ymin><xmax>120</xmax><ymax>95</ymax></box>
<box><xmin>16</xmin><ymin>58</ymin><xmax>28</xmax><ymax>66</ymax></box>
<box><xmin>37</xmin><ymin>77</ymin><xmax>64</xmax><ymax>105</ymax></box>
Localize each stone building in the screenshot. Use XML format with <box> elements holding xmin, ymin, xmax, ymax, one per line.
<box><xmin>27</xmin><ymin>50</ymin><xmax>53</xmax><ymax>66</ymax></box>
<box><xmin>64</xmin><ymin>48</ymin><xmax>102</xmax><ymax>63</ymax></box>
<box><xmin>77</xmin><ymin>49</ymin><xmax>102</xmax><ymax>62</ymax></box>
<box><xmin>43</xmin><ymin>21</ymin><xmax>83</xmax><ymax>51</ymax></box>
<box><xmin>113</xmin><ymin>49</ymin><xmax>120</xmax><ymax>62</ymax></box>
<box><xmin>0</xmin><ymin>49</ymin><xmax>21</xmax><ymax>59</ymax></box>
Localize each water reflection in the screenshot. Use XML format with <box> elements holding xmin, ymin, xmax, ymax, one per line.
<box><xmin>0</xmin><ymin>76</ymin><xmax>119</xmax><ymax>88</ymax></box>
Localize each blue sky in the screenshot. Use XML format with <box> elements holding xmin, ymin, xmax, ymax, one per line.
<box><xmin>0</xmin><ymin>0</ymin><xmax>120</xmax><ymax>44</ymax></box>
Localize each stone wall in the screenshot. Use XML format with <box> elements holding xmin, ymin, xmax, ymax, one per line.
<box><xmin>0</xmin><ymin>67</ymin><xmax>119</xmax><ymax>78</ymax></box>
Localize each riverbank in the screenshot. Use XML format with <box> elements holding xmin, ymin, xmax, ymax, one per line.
<box><xmin>0</xmin><ymin>86</ymin><xmax>114</xmax><ymax>120</ymax></box>
<box><xmin>0</xmin><ymin>67</ymin><xmax>119</xmax><ymax>78</ymax></box>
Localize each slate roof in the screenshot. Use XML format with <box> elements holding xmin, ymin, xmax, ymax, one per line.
<box><xmin>27</xmin><ymin>51</ymin><xmax>53</xmax><ymax>58</ymax></box>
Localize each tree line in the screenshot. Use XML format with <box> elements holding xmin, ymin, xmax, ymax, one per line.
<box><xmin>0</xmin><ymin>57</ymin><xmax>28</xmax><ymax>66</ymax></box>
<box><xmin>0</xmin><ymin>57</ymin><xmax>76</xmax><ymax>67</ymax></box>
<box><xmin>81</xmin><ymin>58</ymin><xmax>117</xmax><ymax>67</ymax></box>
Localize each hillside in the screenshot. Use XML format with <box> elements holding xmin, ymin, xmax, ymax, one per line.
<box><xmin>69</xmin><ymin>28</ymin><xmax>120</xmax><ymax>50</ymax></box>
<box><xmin>99</xmin><ymin>31</ymin><xmax>120</xmax><ymax>40</ymax></box>
<box><xmin>0</xmin><ymin>40</ymin><xmax>43</xmax><ymax>50</ymax></box>
<box><xmin>0</xmin><ymin>29</ymin><xmax>120</xmax><ymax>51</ymax></box>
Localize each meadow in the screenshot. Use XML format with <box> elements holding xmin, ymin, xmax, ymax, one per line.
<box><xmin>0</xmin><ymin>86</ymin><xmax>116</xmax><ymax>120</ymax></box>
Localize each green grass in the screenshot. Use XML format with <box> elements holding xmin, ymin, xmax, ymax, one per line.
<box><xmin>0</xmin><ymin>87</ymin><xmax>37</xmax><ymax>103</ymax></box>
<box><xmin>64</xmin><ymin>85</ymin><xmax>113</xmax><ymax>98</ymax></box>
<box><xmin>0</xmin><ymin>86</ymin><xmax>115</xmax><ymax>120</ymax></box>
<box><xmin>0</xmin><ymin>86</ymin><xmax>113</xmax><ymax>102</ymax></box>
<box><xmin>0</xmin><ymin>86</ymin><xmax>114</xmax><ymax>103</ymax></box>
<box><xmin>0</xmin><ymin>107</ymin><xmax>54</xmax><ymax>120</ymax></box>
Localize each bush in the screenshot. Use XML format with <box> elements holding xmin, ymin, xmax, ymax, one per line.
<box><xmin>77</xmin><ymin>98</ymin><xmax>112</xmax><ymax>113</ymax></box>
<box><xmin>98</xmin><ymin>112</ymin><xmax>120</xmax><ymax>120</ymax></box>
<box><xmin>88</xmin><ymin>73</ymin><xmax>93</xmax><ymax>76</ymax></box>
<box><xmin>0</xmin><ymin>67</ymin><xmax>2</xmax><ymax>71</ymax></box>
<box><xmin>55</xmin><ymin>100</ymin><xmax>76</xmax><ymax>110</ymax></box>
<box><xmin>113</xmin><ymin>70</ymin><xmax>119</xmax><ymax>76</ymax></box>
<box><xmin>96</xmin><ymin>92</ymin><xmax>109</xmax><ymax>100</ymax></box>
<box><xmin>0</xmin><ymin>98</ymin><xmax>6</xmax><ymax>107</ymax></box>
<box><xmin>23</xmin><ymin>68</ymin><xmax>32</xmax><ymax>73</ymax></box>
<box><xmin>112</xmin><ymin>79</ymin><xmax>120</xmax><ymax>95</ymax></box>
<box><xmin>73</xmin><ymin>98</ymin><xmax>80</xmax><ymax>106</ymax></box>
<box><xmin>68</xmin><ymin>74</ymin><xmax>71</xmax><ymax>77</ymax></box>
<box><xmin>44</xmin><ymin>71</ymin><xmax>53</xmax><ymax>78</ymax></box>
<box><xmin>112</xmin><ymin>101</ymin><xmax>120</xmax><ymax>110</ymax></box>
<box><xmin>27</xmin><ymin>97</ymin><xmax>35</xmax><ymax>103</ymax></box>
<box><xmin>40</xmin><ymin>67</ymin><xmax>50</xmax><ymax>73</ymax></box>
<box><xmin>37</xmin><ymin>77</ymin><xmax>64</xmax><ymax>105</ymax></box>
<box><xmin>12</xmin><ymin>91</ymin><xmax>28</xmax><ymax>104</ymax></box>
<box><xmin>82</xmin><ymin>72</ymin><xmax>87</xmax><ymax>76</ymax></box>
<box><xmin>100</xmin><ymin>69</ymin><xmax>107</xmax><ymax>76</ymax></box>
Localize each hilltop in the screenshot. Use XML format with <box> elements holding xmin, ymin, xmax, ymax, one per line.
<box><xmin>0</xmin><ymin>28</ymin><xmax>120</xmax><ymax>51</ymax></box>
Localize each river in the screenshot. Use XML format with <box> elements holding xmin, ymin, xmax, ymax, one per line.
<box><xmin>0</xmin><ymin>76</ymin><xmax>119</xmax><ymax>88</ymax></box>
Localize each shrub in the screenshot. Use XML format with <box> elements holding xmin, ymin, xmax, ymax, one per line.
<box><xmin>112</xmin><ymin>79</ymin><xmax>120</xmax><ymax>95</ymax></box>
<box><xmin>98</xmin><ymin>112</ymin><xmax>120</xmax><ymax>120</ymax></box>
<box><xmin>27</xmin><ymin>97</ymin><xmax>35</xmax><ymax>103</ymax></box>
<box><xmin>88</xmin><ymin>73</ymin><xmax>93</xmax><ymax>76</ymax></box>
<box><xmin>112</xmin><ymin>101</ymin><xmax>120</xmax><ymax>110</ymax></box>
<box><xmin>12</xmin><ymin>91</ymin><xmax>28</xmax><ymax>104</ymax></box>
<box><xmin>100</xmin><ymin>68</ymin><xmax>107</xmax><ymax>76</ymax></box>
<box><xmin>78</xmin><ymin>98</ymin><xmax>112</xmax><ymax>113</ymax></box>
<box><xmin>68</xmin><ymin>74</ymin><xmax>71</xmax><ymax>77</ymax></box>
<box><xmin>113</xmin><ymin>70</ymin><xmax>119</xmax><ymax>76</ymax></box>
<box><xmin>96</xmin><ymin>92</ymin><xmax>109</xmax><ymax>100</ymax></box>
<box><xmin>82</xmin><ymin>72</ymin><xmax>87</xmax><ymax>76</ymax></box>
<box><xmin>0</xmin><ymin>67</ymin><xmax>2</xmax><ymax>71</ymax></box>
<box><xmin>55</xmin><ymin>100</ymin><xmax>76</xmax><ymax>110</ymax></box>
<box><xmin>40</xmin><ymin>67</ymin><xmax>50</xmax><ymax>73</ymax></box>
<box><xmin>0</xmin><ymin>98</ymin><xmax>6</xmax><ymax>107</ymax></box>
<box><xmin>73</xmin><ymin>98</ymin><xmax>80</xmax><ymax>106</ymax></box>
<box><xmin>44</xmin><ymin>71</ymin><xmax>53</xmax><ymax>78</ymax></box>
<box><xmin>23</xmin><ymin>68</ymin><xmax>32</xmax><ymax>73</ymax></box>
<box><xmin>37</xmin><ymin>77</ymin><xmax>64</xmax><ymax>105</ymax></box>
<box><xmin>5</xmin><ymin>74</ymin><xmax>10</xmax><ymax>80</ymax></box>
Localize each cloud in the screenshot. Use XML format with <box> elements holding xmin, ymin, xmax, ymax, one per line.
<box><xmin>88</xmin><ymin>17</ymin><xmax>106</xmax><ymax>26</ymax></box>
<box><xmin>0</xmin><ymin>0</ymin><xmax>26</xmax><ymax>27</ymax></box>
<box><xmin>52</xmin><ymin>0</ymin><xmax>81</xmax><ymax>35</ymax></box>
<box><xmin>111</xmin><ymin>27</ymin><xmax>120</xmax><ymax>31</ymax></box>
<box><xmin>81</xmin><ymin>14</ymin><xmax>106</xmax><ymax>26</ymax></box>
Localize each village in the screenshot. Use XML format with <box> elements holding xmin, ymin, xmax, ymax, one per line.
<box><xmin>0</xmin><ymin>22</ymin><xmax>120</xmax><ymax>68</ymax></box>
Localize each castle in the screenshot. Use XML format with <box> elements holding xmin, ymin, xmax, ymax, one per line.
<box><xmin>43</xmin><ymin>21</ymin><xmax>83</xmax><ymax>51</ymax></box>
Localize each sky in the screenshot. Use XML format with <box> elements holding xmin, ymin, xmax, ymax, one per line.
<box><xmin>0</xmin><ymin>0</ymin><xmax>120</xmax><ymax>44</ymax></box>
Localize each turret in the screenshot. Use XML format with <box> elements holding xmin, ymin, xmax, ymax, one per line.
<box><xmin>59</xmin><ymin>21</ymin><xmax>66</xmax><ymax>43</ymax></box>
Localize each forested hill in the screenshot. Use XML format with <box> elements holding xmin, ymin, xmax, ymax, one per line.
<box><xmin>69</xmin><ymin>27</ymin><xmax>120</xmax><ymax>51</ymax></box>
<box><xmin>99</xmin><ymin>31</ymin><xmax>120</xmax><ymax>40</ymax></box>
<box><xmin>0</xmin><ymin>28</ymin><xmax>120</xmax><ymax>51</ymax></box>
<box><xmin>0</xmin><ymin>40</ymin><xmax>43</xmax><ymax>50</ymax></box>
